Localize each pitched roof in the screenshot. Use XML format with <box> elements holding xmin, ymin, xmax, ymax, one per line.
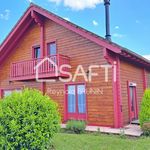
<box><xmin>0</xmin><ymin>3</ymin><xmax>150</xmax><ymax>68</ymax></box>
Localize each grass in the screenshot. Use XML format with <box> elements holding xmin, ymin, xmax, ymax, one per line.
<box><xmin>52</xmin><ymin>133</ymin><xmax>150</xmax><ymax>150</ymax></box>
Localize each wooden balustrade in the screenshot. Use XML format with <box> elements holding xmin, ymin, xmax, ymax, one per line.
<box><xmin>10</xmin><ymin>54</ymin><xmax>70</xmax><ymax>81</ymax></box>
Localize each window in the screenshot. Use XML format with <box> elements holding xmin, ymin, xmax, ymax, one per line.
<box><xmin>68</xmin><ymin>85</ymin><xmax>76</xmax><ymax>113</ymax></box>
<box><xmin>128</xmin><ymin>82</ymin><xmax>138</xmax><ymax>122</ymax></box>
<box><xmin>2</xmin><ymin>89</ymin><xmax>22</xmax><ymax>98</ymax></box>
<box><xmin>66</xmin><ymin>84</ymin><xmax>86</xmax><ymax>120</ymax></box>
<box><xmin>3</xmin><ymin>90</ymin><xmax>12</xmax><ymax>97</ymax></box>
<box><xmin>47</xmin><ymin>42</ymin><xmax>56</xmax><ymax>56</ymax></box>
<box><xmin>77</xmin><ymin>85</ymin><xmax>86</xmax><ymax>113</ymax></box>
<box><xmin>33</xmin><ymin>47</ymin><xmax>41</xmax><ymax>59</ymax></box>
<box><xmin>129</xmin><ymin>87</ymin><xmax>135</xmax><ymax>112</ymax></box>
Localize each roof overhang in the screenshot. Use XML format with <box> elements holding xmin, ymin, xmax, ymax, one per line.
<box><xmin>120</xmin><ymin>48</ymin><xmax>150</xmax><ymax>68</ymax></box>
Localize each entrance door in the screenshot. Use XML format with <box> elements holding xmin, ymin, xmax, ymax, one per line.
<box><xmin>128</xmin><ymin>83</ymin><xmax>138</xmax><ymax>122</ymax></box>
<box><xmin>66</xmin><ymin>84</ymin><xmax>86</xmax><ymax>120</ymax></box>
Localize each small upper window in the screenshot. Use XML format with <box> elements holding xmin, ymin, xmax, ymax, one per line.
<box><xmin>47</xmin><ymin>42</ymin><xmax>56</xmax><ymax>56</ymax></box>
<box><xmin>34</xmin><ymin>47</ymin><xmax>41</xmax><ymax>59</ymax></box>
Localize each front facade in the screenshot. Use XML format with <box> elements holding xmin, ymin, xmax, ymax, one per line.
<box><xmin>0</xmin><ymin>4</ymin><xmax>150</xmax><ymax>128</ymax></box>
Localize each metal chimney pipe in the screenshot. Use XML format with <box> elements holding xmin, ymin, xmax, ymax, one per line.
<box><xmin>104</xmin><ymin>0</ymin><xmax>111</xmax><ymax>41</ymax></box>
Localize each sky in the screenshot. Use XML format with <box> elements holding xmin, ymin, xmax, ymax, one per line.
<box><xmin>0</xmin><ymin>0</ymin><xmax>150</xmax><ymax>59</ymax></box>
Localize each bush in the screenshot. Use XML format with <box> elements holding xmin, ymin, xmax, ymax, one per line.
<box><xmin>139</xmin><ymin>89</ymin><xmax>150</xmax><ymax>135</ymax></box>
<box><xmin>66</xmin><ymin>120</ymin><xmax>86</xmax><ymax>134</ymax></box>
<box><xmin>0</xmin><ymin>89</ymin><xmax>61</xmax><ymax>150</ymax></box>
<box><xmin>142</xmin><ymin>122</ymin><xmax>150</xmax><ymax>136</ymax></box>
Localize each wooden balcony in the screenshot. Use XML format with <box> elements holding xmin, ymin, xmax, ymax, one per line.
<box><xmin>10</xmin><ymin>54</ymin><xmax>70</xmax><ymax>81</ymax></box>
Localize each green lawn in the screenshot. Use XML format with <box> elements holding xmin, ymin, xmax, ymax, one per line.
<box><xmin>53</xmin><ymin>133</ymin><xmax>150</xmax><ymax>150</ymax></box>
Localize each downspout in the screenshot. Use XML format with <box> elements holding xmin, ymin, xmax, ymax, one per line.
<box><xmin>103</xmin><ymin>48</ymin><xmax>123</xmax><ymax>128</ymax></box>
<box><xmin>116</xmin><ymin>56</ymin><xmax>123</xmax><ymax>127</ymax></box>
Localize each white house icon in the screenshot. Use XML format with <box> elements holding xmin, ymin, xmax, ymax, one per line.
<box><xmin>34</xmin><ymin>57</ymin><xmax>59</xmax><ymax>82</ymax></box>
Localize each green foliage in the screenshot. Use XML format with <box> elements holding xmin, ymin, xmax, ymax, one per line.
<box><xmin>93</xmin><ymin>128</ymin><xmax>101</xmax><ymax>136</ymax></box>
<box><xmin>0</xmin><ymin>89</ymin><xmax>61</xmax><ymax>150</ymax></box>
<box><xmin>139</xmin><ymin>89</ymin><xmax>150</xmax><ymax>135</ymax></box>
<box><xmin>119</xmin><ymin>128</ymin><xmax>126</xmax><ymax>139</ymax></box>
<box><xmin>142</xmin><ymin>122</ymin><xmax>150</xmax><ymax>136</ymax></box>
<box><xmin>53</xmin><ymin>133</ymin><xmax>150</xmax><ymax>150</ymax></box>
<box><xmin>66</xmin><ymin>120</ymin><xmax>86</xmax><ymax>134</ymax></box>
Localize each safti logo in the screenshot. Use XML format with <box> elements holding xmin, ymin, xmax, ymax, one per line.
<box><xmin>34</xmin><ymin>57</ymin><xmax>117</xmax><ymax>83</ymax></box>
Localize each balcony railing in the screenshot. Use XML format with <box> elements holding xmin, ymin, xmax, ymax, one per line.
<box><xmin>10</xmin><ymin>54</ymin><xmax>70</xmax><ymax>81</ymax></box>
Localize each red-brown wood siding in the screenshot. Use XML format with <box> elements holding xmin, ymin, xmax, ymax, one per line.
<box><xmin>147</xmin><ymin>71</ymin><xmax>150</xmax><ymax>88</ymax></box>
<box><xmin>120</xmin><ymin>60</ymin><xmax>145</xmax><ymax>125</ymax></box>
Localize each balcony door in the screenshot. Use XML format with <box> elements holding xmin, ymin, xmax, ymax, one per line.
<box><xmin>47</xmin><ymin>42</ymin><xmax>57</xmax><ymax>68</ymax></box>
<box><xmin>128</xmin><ymin>82</ymin><xmax>138</xmax><ymax>122</ymax></box>
<box><xmin>47</xmin><ymin>42</ymin><xmax>56</xmax><ymax>56</ymax></box>
<box><xmin>66</xmin><ymin>84</ymin><xmax>87</xmax><ymax>120</ymax></box>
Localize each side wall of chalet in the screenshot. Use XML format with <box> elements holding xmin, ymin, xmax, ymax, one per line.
<box><xmin>0</xmin><ymin>18</ymin><xmax>114</xmax><ymax>127</ymax></box>
<box><xmin>120</xmin><ymin>59</ymin><xmax>146</xmax><ymax>125</ymax></box>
